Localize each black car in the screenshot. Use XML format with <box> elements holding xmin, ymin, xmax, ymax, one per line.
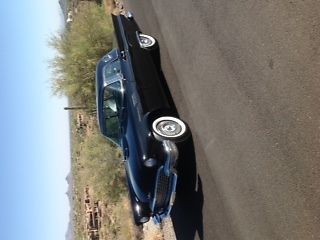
<box><xmin>96</xmin><ymin>13</ymin><xmax>189</xmax><ymax>224</ymax></box>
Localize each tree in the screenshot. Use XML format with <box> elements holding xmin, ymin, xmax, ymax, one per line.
<box><xmin>49</xmin><ymin>2</ymin><xmax>113</xmax><ymax>111</ymax></box>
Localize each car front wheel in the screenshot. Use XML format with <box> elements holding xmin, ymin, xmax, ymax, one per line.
<box><xmin>152</xmin><ymin>116</ymin><xmax>187</xmax><ymax>140</ymax></box>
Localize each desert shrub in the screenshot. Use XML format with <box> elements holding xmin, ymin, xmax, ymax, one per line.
<box><xmin>49</xmin><ymin>1</ymin><xmax>113</xmax><ymax>110</ymax></box>
<box><xmin>78</xmin><ymin>131</ymin><xmax>126</xmax><ymax>202</ymax></box>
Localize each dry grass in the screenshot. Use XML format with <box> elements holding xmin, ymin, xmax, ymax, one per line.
<box><xmin>143</xmin><ymin>221</ymin><xmax>164</xmax><ymax>240</ymax></box>
<box><xmin>113</xmin><ymin>196</ymin><xmax>143</xmax><ymax>240</ymax></box>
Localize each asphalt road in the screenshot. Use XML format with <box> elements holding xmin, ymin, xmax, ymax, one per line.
<box><xmin>123</xmin><ymin>1</ymin><xmax>320</xmax><ymax>239</ymax></box>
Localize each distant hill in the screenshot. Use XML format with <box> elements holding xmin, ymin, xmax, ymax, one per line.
<box><xmin>65</xmin><ymin>172</ymin><xmax>74</xmax><ymax>240</ymax></box>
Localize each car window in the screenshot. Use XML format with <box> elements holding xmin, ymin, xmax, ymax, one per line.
<box><xmin>104</xmin><ymin>59</ymin><xmax>121</xmax><ymax>84</ymax></box>
<box><xmin>103</xmin><ymin>81</ymin><xmax>122</xmax><ymax>144</ymax></box>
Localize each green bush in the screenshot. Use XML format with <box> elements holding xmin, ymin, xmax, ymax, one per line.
<box><xmin>49</xmin><ymin>2</ymin><xmax>113</xmax><ymax>109</ymax></box>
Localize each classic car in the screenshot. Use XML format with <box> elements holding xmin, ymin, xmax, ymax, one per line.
<box><xmin>96</xmin><ymin>12</ymin><xmax>189</xmax><ymax>224</ymax></box>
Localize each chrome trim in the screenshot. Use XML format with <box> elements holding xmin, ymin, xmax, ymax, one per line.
<box><xmin>126</xmin><ymin>11</ymin><xmax>134</xmax><ymax>20</ymax></box>
<box><xmin>150</xmin><ymin>141</ymin><xmax>179</xmax><ymax>224</ymax></box>
<box><xmin>163</xmin><ymin>140</ymin><xmax>178</xmax><ymax>176</ymax></box>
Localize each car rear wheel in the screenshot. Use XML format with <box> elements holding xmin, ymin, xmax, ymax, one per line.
<box><xmin>138</xmin><ymin>33</ymin><xmax>156</xmax><ymax>49</ymax></box>
<box><xmin>152</xmin><ymin>116</ymin><xmax>187</xmax><ymax>140</ymax></box>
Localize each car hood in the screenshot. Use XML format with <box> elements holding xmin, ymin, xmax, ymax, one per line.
<box><xmin>123</xmin><ymin>113</ymin><xmax>158</xmax><ymax>203</ymax></box>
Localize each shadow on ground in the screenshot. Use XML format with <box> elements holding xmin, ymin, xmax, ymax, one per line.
<box><xmin>144</xmin><ymin>27</ymin><xmax>204</xmax><ymax>239</ymax></box>
<box><xmin>171</xmin><ymin>137</ymin><xmax>204</xmax><ymax>240</ymax></box>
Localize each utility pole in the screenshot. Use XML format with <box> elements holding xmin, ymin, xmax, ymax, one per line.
<box><xmin>64</xmin><ymin>106</ymin><xmax>96</xmax><ymax>115</ymax></box>
<box><xmin>64</xmin><ymin>106</ymin><xmax>88</xmax><ymax>111</ymax></box>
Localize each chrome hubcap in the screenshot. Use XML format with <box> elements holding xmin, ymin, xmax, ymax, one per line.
<box><xmin>138</xmin><ymin>34</ymin><xmax>155</xmax><ymax>48</ymax></box>
<box><xmin>157</xmin><ymin>121</ymin><xmax>181</xmax><ymax>136</ymax></box>
<box><xmin>140</xmin><ymin>37</ymin><xmax>152</xmax><ymax>45</ymax></box>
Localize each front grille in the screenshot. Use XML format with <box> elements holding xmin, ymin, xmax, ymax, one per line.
<box><xmin>154</xmin><ymin>169</ymin><xmax>170</xmax><ymax>211</ymax></box>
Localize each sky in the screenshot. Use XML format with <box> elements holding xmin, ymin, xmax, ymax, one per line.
<box><xmin>0</xmin><ymin>1</ymin><xmax>70</xmax><ymax>239</ymax></box>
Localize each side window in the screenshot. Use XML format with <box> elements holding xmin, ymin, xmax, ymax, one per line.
<box><xmin>104</xmin><ymin>59</ymin><xmax>121</xmax><ymax>84</ymax></box>
<box><xmin>103</xmin><ymin>81</ymin><xmax>122</xmax><ymax>144</ymax></box>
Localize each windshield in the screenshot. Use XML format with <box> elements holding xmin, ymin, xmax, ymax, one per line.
<box><xmin>103</xmin><ymin>81</ymin><xmax>122</xmax><ymax>144</ymax></box>
<box><xmin>103</xmin><ymin>60</ymin><xmax>121</xmax><ymax>84</ymax></box>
